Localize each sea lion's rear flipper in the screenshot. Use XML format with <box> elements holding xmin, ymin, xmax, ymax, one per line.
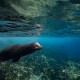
<box><xmin>12</xmin><ymin>57</ymin><xmax>20</xmax><ymax>62</ymax></box>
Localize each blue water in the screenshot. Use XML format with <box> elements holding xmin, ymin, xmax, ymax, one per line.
<box><xmin>0</xmin><ymin>20</ymin><xmax>80</xmax><ymax>80</ymax></box>
<box><xmin>0</xmin><ymin>36</ymin><xmax>80</xmax><ymax>59</ymax></box>
<box><xmin>0</xmin><ymin>19</ymin><xmax>80</xmax><ymax>37</ymax></box>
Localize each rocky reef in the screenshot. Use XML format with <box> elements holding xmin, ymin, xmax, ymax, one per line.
<box><xmin>0</xmin><ymin>0</ymin><xmax>80</xmax><ymax>22</ymax></box>
<box><xmin>0</xmin><ymin>54</ymin><xmax>80</xmax><ymax>80</ymax></box>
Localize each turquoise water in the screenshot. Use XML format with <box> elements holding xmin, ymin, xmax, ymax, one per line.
<box><xmin>0</xmin><ymin>36</ymin><xmax>80</xmax><ymax>60</ymax></box>
<box><xmin>0</xmin><ymin>36</ymin><xmax>80</xmax><ymax>80</ymax></box>
<box><xmin>0</xmin><ymin>0</ymin><xmax>80</xmax><ymax>80</ymax></box>
<box><xmin>0</xmin><ymin>16</ymin><xmax>80</xmax><ymax>80</ymax></box>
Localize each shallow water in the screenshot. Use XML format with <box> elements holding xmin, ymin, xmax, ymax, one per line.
<box><xmin>0</xmin><ymin>37</ymin><xmax>80</xmax><ymax>80</ymax></box>
<box><xmin>0</xmin><ymin>19</ymin><xmax>80</xmax><ymax>80</ymax></box>
<box><xmin>0</xmin><ymin>19</ymin><xmax>80</xmax><ymax>37</ymax></box>
<box><xmin>0</xmin><ymin>0</ymin><xmax>80</xmax><ymax>79</ymax></box>
<box><xmin>0</xmin><ymin>9</ymin><xmax>80</xmax><ymax>80</ymax></box>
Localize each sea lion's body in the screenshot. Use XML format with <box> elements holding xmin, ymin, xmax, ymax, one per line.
<box><xmin>0</xmin><ymin>42</ymin><xmax>43</xmax><ymax>62</ymax></box>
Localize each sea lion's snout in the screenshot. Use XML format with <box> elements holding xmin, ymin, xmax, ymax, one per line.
<box><xmin>38</xmin><ymin>46</ymin><xmax>43</xmax><ymax>50</ymax></box>
<box><xmin>40</xmin><ymin>46</ymin><xmax>43</xmax><ymax>49</ymax></box>
<box><xmin>33</xmin><ymin>42</ymin><xmax>43</xmax><ymax>50</ymax></box>
<box><xmin>35</xmin><ymin>45</ymin><xmax>43</xmax><ymax>50</ymax></box>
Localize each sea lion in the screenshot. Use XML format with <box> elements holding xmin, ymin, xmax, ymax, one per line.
<box><xmin>0</xmin><ymin>42</ymin><xmax>43</xmax><ymax>62</ymax></box>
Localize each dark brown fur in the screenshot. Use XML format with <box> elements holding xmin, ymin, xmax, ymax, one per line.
<box><xmin>0</xmin><ymin>42</ymin><xmax>43</xmax><ymax>62</ymax></box>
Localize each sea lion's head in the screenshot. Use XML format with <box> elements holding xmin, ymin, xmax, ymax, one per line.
<box><xmin>29</xmin><ymin>42</ymin><xmax>43</xmax><ymax>50</ymax></box>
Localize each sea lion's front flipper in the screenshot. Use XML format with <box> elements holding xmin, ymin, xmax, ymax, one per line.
<box><xmin>12</xmin><ymin>57</ymin><xmax>20</xmax><ymax>62</ymax></box>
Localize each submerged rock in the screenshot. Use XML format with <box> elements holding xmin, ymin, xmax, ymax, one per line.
<box><xmin>0</xmin><ymin>54</ymin><xmax>80</xmax><ymax>80</ymax></box>
<box><xmin>0</xmin><ymin>0</ymin><xmax>80</xmax><ymax>23</ymax></box>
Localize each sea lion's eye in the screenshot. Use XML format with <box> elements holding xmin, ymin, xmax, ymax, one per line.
<box><xmin>35</xmin><ymin>45</ymin><xmax>39</xmax><ymax>49</ymax></box>
<box><xmin>36</xmin><ymin>45</ymin><xmax>39</xmax><ymax>47</ymax></box>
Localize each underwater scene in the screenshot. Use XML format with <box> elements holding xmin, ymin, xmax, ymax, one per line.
<box><xmin>0</xmin><ymin>0</ymin><xmax>80</xmax><ymax>80</ymax></box>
